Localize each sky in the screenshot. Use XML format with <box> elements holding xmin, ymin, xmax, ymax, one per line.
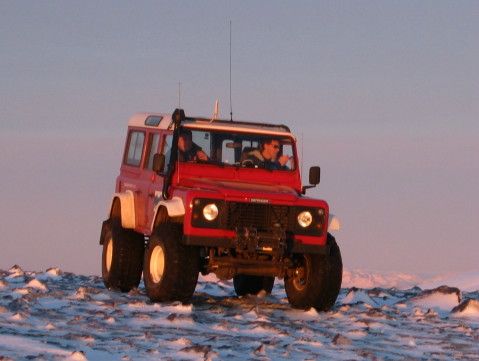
<box><xmin>1</xmin><ymin>1</ymin><xmax>478</xmax><ymax>277</ymax></box>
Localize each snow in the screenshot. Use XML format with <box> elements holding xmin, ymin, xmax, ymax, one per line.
<box><xmin>25</xmin><ymin>278</ymin><xmax>49</xmax><ymax>291</ymax></box>
<box><xmin>342</xmin><ymin>269</ymin><xmax>425</xmax><ymax>289</ymax></box>
<box><xmin>1</xmin><ymin>266</ymin><xmax>479</xmax><ymax>360</ymax></box>
<box><xmin>341</xmin><ymin>287</ymin><xmax>377</xmax><ymax>305</ymax></box>
<box><xmin>408</xmin><ymin>286</ymin><xmax>461</xmax><ymax>313</ymax></box>
<box><xmin>421</xmin><ymin>269</ymin><xmax>479</xmax><ymax>292</ymax></box>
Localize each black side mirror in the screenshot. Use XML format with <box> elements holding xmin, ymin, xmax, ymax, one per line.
<box><xmin>152</xmin><ymin>153</ymin><xmax>165</xmax><ymax>173</ymax></box>
<box><xmin>309</xmin><ymin>166</ymin><xmax>320</xmax><ymax>185</ymax></box>
<box><xmin>302</xmin><ymin>166</ymin><xmax>320</xmax><ymax>195</ymax></box>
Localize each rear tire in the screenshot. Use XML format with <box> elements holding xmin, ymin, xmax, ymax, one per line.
<box><xmin>101</xmin><ymin>217</ymin><xmax>145</xmax><ymax>292</ymax></box>
<box><xmin>233</xmin><ymin>275</ymin><xmax>275</xmax><ymax>296</ymax></box>
<box><xmin>143</xmin><ymin>223</ymin><xmax>199</xmax><ymax>303</ymax></box>
<box><xmin>285</xmin><ymin>233</ymin><xmax>342</xmax><ymax>311</ymax></box>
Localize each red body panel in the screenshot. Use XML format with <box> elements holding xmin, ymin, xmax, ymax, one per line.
<box><xmin>114</xmin><ymin>117</ymin><xmax>330</xmax><ymax>248</ymax></box>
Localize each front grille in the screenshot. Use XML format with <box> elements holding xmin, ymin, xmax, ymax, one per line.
<box><xmin>225</xmin><ymin>202</ymin><xmax>294</xmax><ymax>231</ymax></box>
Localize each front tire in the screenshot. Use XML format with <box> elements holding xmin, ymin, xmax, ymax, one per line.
<box><xmin>143</xmin><ymin>223</ymin><xmax>199</xmax><ymax>303</ymax></box>
<box><xmin>285</xmin><ymin>234</ymin><xmax>342</xmax><ymax>311</ymax></box>
<box><xmin>233</xmin><ymin>275</ymin><xmax>275</xmax><ymax>296</ymax></box>
<box><xmin>101</xmin><ymin>217</ymin><xmax>145</xmax><ymax>292</ymax></box>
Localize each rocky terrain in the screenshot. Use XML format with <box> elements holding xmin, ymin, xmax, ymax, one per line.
<box><xmin>1</xmin><ymin>266</ymin><xmax>479</xmax><ymax>360</ymax></box>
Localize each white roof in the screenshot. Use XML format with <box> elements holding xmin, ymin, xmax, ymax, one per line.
<box><xmin>127</xmin><ymin>112</ymin><xmax>172</xmax><ymax>129</ymax></box>
<box><xmin>127</xmin><ymin>111</ymin><xmax>294</xmax><ymax>138</ymax></box>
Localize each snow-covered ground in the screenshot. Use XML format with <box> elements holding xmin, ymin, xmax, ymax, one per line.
<box><xmin>1</xmin><ymin>266</ymin><xmax>479</xmax><ymax>361</ymax></box>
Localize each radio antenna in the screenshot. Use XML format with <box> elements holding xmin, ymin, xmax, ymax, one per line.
<box><xmin>301</xmin><ymin>132</ymin><xmax>304</xmax><ymax>177</ymax></box>
<box><xmin>229</xmin><ymin>20</ymin><xmax>233</xmax><ymax>122</ymax></box>
<box><xmin>178</xmin><ymin>82</ymin><xmax>181</xmax><ymax>108</ymax></box>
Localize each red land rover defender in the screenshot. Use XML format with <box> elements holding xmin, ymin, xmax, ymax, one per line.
<box><xmin>100</xmin><ymin>109</ymin><xmax>342</xmax><ymax>310</ymax></box>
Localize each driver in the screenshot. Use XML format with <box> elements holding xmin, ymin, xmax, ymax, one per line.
<box><xmin>243</xmin><ymin>138</ymin><xmax>290</xmax><ymax>170</ymax></box>
<box><xmin>178</xmin><ymin>130</ymin><xmax>209</xmax><ymax>162</ymax></box>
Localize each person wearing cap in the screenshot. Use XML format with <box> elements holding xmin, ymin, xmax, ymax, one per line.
<box><xmin>178</xmin><ymin>130</ymin><xmax>209</xmax><ymax>162</ymax></box>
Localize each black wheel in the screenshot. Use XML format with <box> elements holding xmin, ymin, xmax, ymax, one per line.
<box><xmin>233</xmin><ymin>275</ymin><xmax>275</xmax><ymax>296</ymax></box>
<box><xmin>285</xmin><ymin>233</ymin><xmax>342</xmax><ymax>311</ymax></box>
<box><xmin>143</xmin><ymin>223</ymin><xmax>199</xmax><ymax>303</ymax></box>
<box><xmin>101</xmin><ymin>217</ymin><xmax>145</xmax><ymax>292</ymax></box>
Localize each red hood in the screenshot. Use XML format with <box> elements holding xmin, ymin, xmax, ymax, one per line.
<box><xmin>179</xmin><ymin>177</ymin><xmax>299</xmax><ymax>202</ymax></box>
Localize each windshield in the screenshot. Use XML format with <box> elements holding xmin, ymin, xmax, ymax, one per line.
<box><xmin>178</xmin><ymin>128</ymin><xmax>296</xmax><ymax>171</ymax></box>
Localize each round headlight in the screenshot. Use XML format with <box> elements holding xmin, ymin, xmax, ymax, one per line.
<box><xmin>203</xmin><ymin>203</ymin><xmax>219</xmax><ymax>221</ymax></box>
<box><xmin>297</xmin><ymin>211</ymin><xmax>313</xmax><ymax>228</ymax></box>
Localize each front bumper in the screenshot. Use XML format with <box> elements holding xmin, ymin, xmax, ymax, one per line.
<box><xmin>182</xmin><ymin>234</ymin><xmax>330</xmax><ymax>255</ymax></box>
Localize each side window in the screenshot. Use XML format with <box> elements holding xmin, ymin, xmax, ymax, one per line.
<box><xmin>191</xmin><ymin>131</ymin><xmax>211</xmax><ymax>158</ymax></box>
<box><xmin>125</xmin><ymin>131</ymin><xmax>145</xmax><ymax>167</ymax></box>
<box><xmin>278</xmin><ymin>141</ymin><xmax>295</xmax><ymax>170</ymax></box>
<box><xmin>144</xmin><ymin>133</ymin><xmax>161</xmax><ymax>170</ymax></box>
<box><xmin>281</xmin><ymin>143</ymin><xmax>294</xmax><ymax>161</ymax></box>
<box><xmin>162</xmin><ymin>134</ymin><xmax>173</xmax><ymax>164</ymax></box>
<box><xmin>243</xmin><ymin>140</ymin><xmax>259</xmax><ymax>151</ymax></box>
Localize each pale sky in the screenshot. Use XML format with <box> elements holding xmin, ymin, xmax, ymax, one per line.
<box><xmin>1</xmin><ymin>1</ymin><xmax>478</xmax><ymax>277</ymax></box>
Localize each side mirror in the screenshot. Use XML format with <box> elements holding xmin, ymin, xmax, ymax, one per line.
<box><xmin>309</xmin><ymin>166</ymin><xmax>320</xmax><ymax>185</ymax></box>
<box><xmin>152</xmin><ymin>153</ymin><xmax>165</xmax><ymax>173</ymax></box>
<box><xmin>302</xmin><ymin>166</ymin><xmax>320</xmax><ymax>195</ymax></box>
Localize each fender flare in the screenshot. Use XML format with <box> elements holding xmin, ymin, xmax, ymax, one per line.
<box><xmin>328</xmin><ymin>214</ymin><xmax>340</xmax><ymax>231</ymax></box>
<box><xmin>107</xmin><ymin>190</ymin><xmax>136</xmax><ymax>229</ymax></box>
<box><xmin>151</xmin><ymin>196</ymin><xmax>185</xmax><ymax>230</ymax></box>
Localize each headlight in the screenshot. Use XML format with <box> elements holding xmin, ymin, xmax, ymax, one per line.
<box><xmin>297</xmin><ymin>211</ymin><xmax>313</xmax><ymax>228</ymax></box>
<box><xmin>203</xmin><ymin>203</ymin><xmax>219</xmax><ymax>221</ymax></box>
<box><xmin>192</xmin><ymin>198</ymin><xmax>223</xmax><ymax>228</ymax></box>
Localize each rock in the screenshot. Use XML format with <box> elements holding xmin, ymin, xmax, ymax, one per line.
<box><xmin>332</xmin><ymin>333</ymin><xmax>352</xmax><ymax>346</ymax></box>
<box><xmin>452</xmin><ymin>298</ymin><xmax>479</xmax><ymax>315</ymax></box>
<box><xmin>253</xmin><ymin>344</ymin><xmax>267</xmax><ymax>355</ymax></box>
<box><xmin>418</xmin><ymin>286</ymin><xmax>461</xmax><ymax>303</ymax></box>
<box><xmin>66</xmin><ymin>351</ymin><xmax>88</xmax><ymax>361</ymax></box>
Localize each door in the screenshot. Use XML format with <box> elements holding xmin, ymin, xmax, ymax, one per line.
<box><xmin>146</xmin><ymin>132</ymin><xmax>173</xmax><ymax>232</ymax></box>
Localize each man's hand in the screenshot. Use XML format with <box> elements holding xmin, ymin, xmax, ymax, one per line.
<box><xmin>197</xmin><ymin>150</ymin><xmax>209</xmax><ymax>161</ymax></box>
<box><xmin>278</xmin><ymin>155</ymin><xmax>290</xmax><ymax>167</ymax></box>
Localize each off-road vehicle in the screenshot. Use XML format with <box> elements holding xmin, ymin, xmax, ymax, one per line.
<box><xmin>99</xmin><ymin>108</ymin><xmax>342</xmax><ymax>310</ymax></box>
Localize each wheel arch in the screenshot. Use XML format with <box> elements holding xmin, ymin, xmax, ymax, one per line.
<box><xmin>107</xmin><ymin>191</ymin><xmax>136</xmax><ymax>229</ymax></box>
<box><xmin>151</xmin><ymin>196</ymin><xmax>185</xmax><ymax>230</ymax></box>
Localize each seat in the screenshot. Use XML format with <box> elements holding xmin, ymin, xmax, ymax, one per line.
<box><xmin>240</xmin><ymin>147</ymin><xmax>257</xmax><ymax>163</ymax></box>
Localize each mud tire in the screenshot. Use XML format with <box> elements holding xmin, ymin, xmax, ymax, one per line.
<box><xmin>285</xmin><ymin>233</ymin><xmax>342</xmax><ymax>311</ymax></box>
<box><xmin>143</xmin><ymin>223</ymin><xmax>199</xmax><ymax>303</ymax></box>
<box><xmin>101</xmin><ymin>217</ymin><xmax>145</xmax><ymax>292</ymax></box>
<box><xmin>233</xmin><ymin>275</ymin><xmax>275</xmax><ymax>296</ymax></box>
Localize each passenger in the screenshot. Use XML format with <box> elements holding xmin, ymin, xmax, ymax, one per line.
<box><xmin>178</xmin><ymin>130</ymin><xmax>209</xmax><ymax>162</ymax></box>
<box><xmin>243</xmin><ymin>138</ymin><xmax>290</xmax><ymax>170</ymax></box>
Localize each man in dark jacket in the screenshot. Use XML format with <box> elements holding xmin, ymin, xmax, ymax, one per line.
<box><xmin>178</xmin><ymin>130</ymin><xmax>208</xmax><ymax>162</ymax></box>
<box><xmin>243</xmin><ymin>138</ymin><xmax>290</xmax><ymax>170</ymax></box>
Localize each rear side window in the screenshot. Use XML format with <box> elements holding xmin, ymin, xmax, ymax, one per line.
<box><xmin>125</xmin><ymin>131</ymin><xmax>145</xmax><ymax>166</ymax></box>
<box><xmin>144</xmin><ymin>133</ymin><xmax>161</xmax><ymax>170</ymax></box>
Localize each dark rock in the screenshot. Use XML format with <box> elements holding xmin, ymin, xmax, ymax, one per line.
<box><xmin>332</xmin><ymin>333</ymin><xmax>352</xmax><ymax>346</ymax></box>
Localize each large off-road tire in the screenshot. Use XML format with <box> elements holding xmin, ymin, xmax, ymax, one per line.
<box><xmin>233</xmin><ymin>275</ymin><xmax>275</xmax><ymax>296</ymax></box>
<box><xmin>101</xmin><ymin>217</ymin><xmax>145</xmax><ymax>292</ymax></box>
<box><xmin>285</xmin><ymin>233</ymin><xmax>342</xmax><ymax>311</ymax></box>
<box><xmin>143</xmin><ymin>223</ymin><xmax>199</xmax><ymax>303</ymax></box>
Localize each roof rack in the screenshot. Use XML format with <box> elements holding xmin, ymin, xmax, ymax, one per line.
<box><xmin>184</xmin><ymin>116</ymin><xmax>291</xmax><ymax>133</ymax></box>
